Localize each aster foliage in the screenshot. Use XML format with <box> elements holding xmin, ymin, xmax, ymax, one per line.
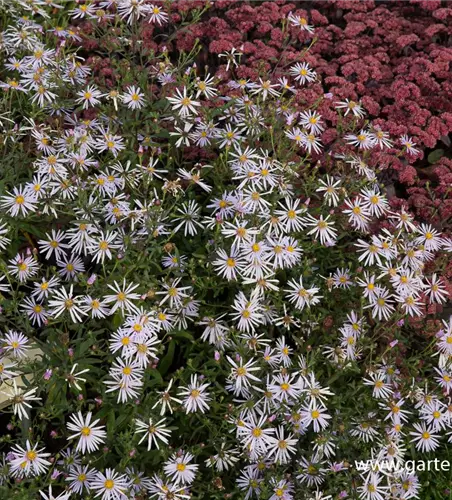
<box><xmin>0</xmin><ymin>1</ymin><xmax>451</xmax><ymax>500</ymax></box>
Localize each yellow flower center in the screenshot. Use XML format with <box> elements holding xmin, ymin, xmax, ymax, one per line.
<box><xmin>104</xmin><ymin>479</ymin><xmax>114</xmax><ymax>490</ymax></box>
<box><xmin>137</xmin><ymin>343</ymin><xmax>147</xmax><ymax>353</ymax></box>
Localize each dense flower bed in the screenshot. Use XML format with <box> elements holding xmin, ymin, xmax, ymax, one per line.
<box><xmin>153</xmin><ymin>0</ymin><xmax>452</xmax><ymax>222</ymax></box>
<box><xmin>0</xmin><ymin>1</ymin><xmax>451</xmax><ymax>500</ymax></box>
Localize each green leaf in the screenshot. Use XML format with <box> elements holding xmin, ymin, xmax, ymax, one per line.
<box><xmin>111</xmin><ymin>312</ymin><xmax>123</xmax><ymax>330</ymax></box>
<box><xmin>158</xmin><ymin>340</ymin><xmax>175</xmax><ymax>376</ymax></box>
<box><xmin>116</xmin><ymin>411</ymin><xmax>132</xmax><ymax>429</ymax></box>
<box><xmin>172</xmin><ymin>330</ymin><xmax>194</xmax><ymax>341</ymax></box>
<box><xmin>16</xmin><ymin>221</ymin><xmax>45</xmax><ymax>239</ymax></box>
<box><xmin>148</xmin><ymin>368</ymin><xmax>163</xmax><ymax>384</ymax></box>
<box><xmin>428</xmin><ymin>149</ymin><xmax>444</xmax><ymax>164</ymax></box>
<box><xmin>107</xmin><ymin>411</ymin><xmax>116</xmax><ymax>437</ymax></box>
<box><xmin>96</xmin><ymin>406</ymin><xmax>112</xmax><ymax>420</ymax></box>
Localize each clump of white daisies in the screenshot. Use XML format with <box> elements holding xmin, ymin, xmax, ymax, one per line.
<box><xmin>0</xmin><ymin>1</ymin><xmax>450</xmax><ymax>500</ymax></box>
